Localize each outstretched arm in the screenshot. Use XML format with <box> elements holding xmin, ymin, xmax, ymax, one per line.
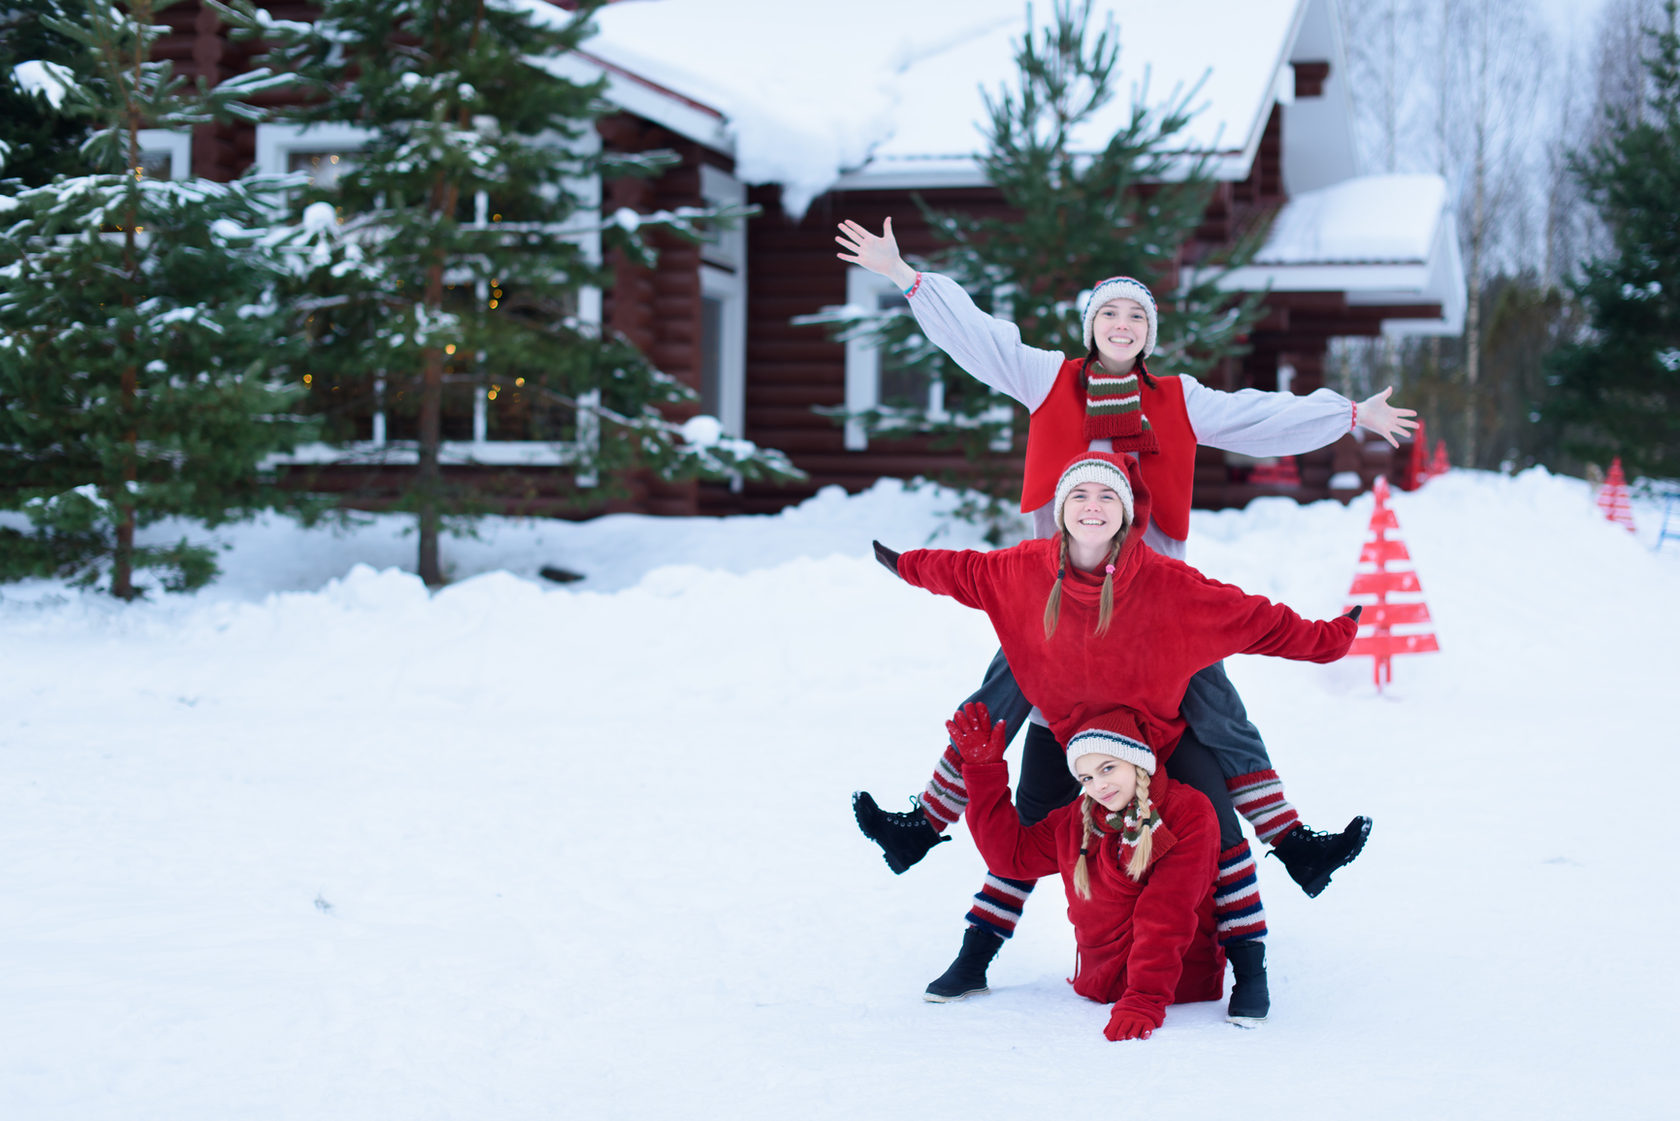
<box><xmin>834</xmin><ymin>217</ymin><xmax>1063</xmax><ymax>410</ymax></box>
<box><xmin>1182</xmin><ymin>380</ymin><xmax>1418</xmax><ymax>457</ymax></box>
<box><xmin>1156</xmin><ymin>562</ymin><xmax>1358</xmax><ymax>669</ymax></box>
<box><xmin>890</xmin><ymin>545</ymin><xmax>1000</xmax><ymax>612</ymax></box>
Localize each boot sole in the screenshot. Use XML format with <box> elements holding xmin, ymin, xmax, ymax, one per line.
<box><xmin>923</xmin><ymin>985</ymin><xmax>988</xmax><ymax>1003</ymax></box>
<box><xmin>1226</xmin><ymin>1012</ymin><xmax>1268</xmax><ymax>1028</ymax></box>
<box><xmin>1297</xmin><ymin>816</ymin><xmax>1373</xmax><ymax>898</ymax></box>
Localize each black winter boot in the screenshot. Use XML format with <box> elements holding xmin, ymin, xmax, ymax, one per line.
<box><xmin>924</xmin><ymin>925</ymin><xmax>1005</xmax><ymax>1002</ymax></box>
<box><xmin>1224</xmin><ymin>940</ymin><xmax>1269</xmax><ymax>1026</ymax></box>
<box><xmin>1269</xmin><ymin>816</ymin><xmax>1372</xmax><ymax>898</ymax></box>
<box><xmin>852</xmin><ymin>791</ymin><xmax>950</xmax><ymax>874</ymax></box>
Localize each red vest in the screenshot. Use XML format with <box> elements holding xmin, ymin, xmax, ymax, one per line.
<box><xmin>1022</xmin><ymin>359</ymin><xmax>1197</xmax><ymax>541</ymax></box>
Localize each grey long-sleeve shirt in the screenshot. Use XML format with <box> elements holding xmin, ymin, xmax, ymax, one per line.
<box><xmin>903</xmin><ymin>271</ymin><xmax>1357</xmax><ymax>560</ymax></box>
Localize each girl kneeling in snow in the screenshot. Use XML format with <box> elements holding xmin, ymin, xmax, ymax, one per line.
<box><xmin>949</xmin><ymin>702</ymin><xmax>1222</xmax><ymax>1041</ymax></box>
<box><xmin>873</xmin><ymin>450</ymin><xmax>1358</xmax><ymax>1025</ymax></box>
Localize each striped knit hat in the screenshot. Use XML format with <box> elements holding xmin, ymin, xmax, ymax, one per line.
<box><xmin>1080</xmin><ymin>276</ymin><xmax>1158</xmax><ymax>357</ymax></box>
<box><xmin>1052</xmin><ymin>451</ymin><xmax>1135</xmax><ymax>534</ymax></box>
<box><xmin>1066</xmin><ymin>709</ymin><xmax>1156</xmax><ymax>777</ymax></box>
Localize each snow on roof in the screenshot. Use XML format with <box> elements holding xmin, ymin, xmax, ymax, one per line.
<box><xmin>538</xmin><ymin>0</ymin><xmax>1309</xmax><ymax>214</ymax></box>
<box><xmin>1214</xmin><ymin>173</ymin><xmax>1467</xmax><ymax>335</ymax></box>
<box><xmin>1255</xmin><ymin>173</ymin><xmax>1446</xmax><ymax>264</ymax></box>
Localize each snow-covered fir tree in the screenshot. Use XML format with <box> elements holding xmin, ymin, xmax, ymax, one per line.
<box><xmin>816</xmin><ymin>0</ymin><xmax>1264</xmax><ymax>512</ymax></box>
<box><xmin>215</xmin><ymin>0</ymin><xmax>798</xmax><ymax>586</ymax></box>
<box><xmin>1545</xmin><ymin>0</ymin><xmax>1680</xmax><ymax>479</ymax></box>
<box><xmin>0</xmin><ymin>1</ymin><xmax>91</xmax><ymax>186</ymax></box>
<box><xmin>0</xmin><ymin>0</ymin><xmax>313</xmax><ymax>599</ymax></box>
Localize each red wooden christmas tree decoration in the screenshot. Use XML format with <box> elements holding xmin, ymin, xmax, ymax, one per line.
<box><xmin>1343</xmin><ymin>476</ymin><xmax>1439</xmax><ymax>690</ymax></box>
<box><xmin>1400</xmin><ymin>419</ymin><xmax>1428</xmax><ymax>490</ymax></box>
<box><xmin>1596</xmin><ymin>457</ymin><xmax>1636</xmax><ymax>532</ymax></box>
<box><xmin>1249</xmin><ymin>455</ymin><xmax>1301</xmax><ymax>486</ymax></box>
<box><xmin>1426</xmin><ymin>441</ymin><xmax>1450</xmax><ymax>480</ymax></box>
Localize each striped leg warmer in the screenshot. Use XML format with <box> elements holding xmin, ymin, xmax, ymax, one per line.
<box><xmin>1214</xmin><ymin>841</ymin><xmax>1268</xmax><ymax>946</ymax></box>
<box><xmin>1227</xmin><ymin>769</ymin><xmax>1302</xmax><ymax>846</ymax></box>
<box><xmin>965</xmin><ymin>873</ymin><xmax>1037</xmax><ymax>939</ymax></box>
<box><xmin>917</xmin><ymin>745</ymin><xmax>968</xmax><ymax>830</ymax></box>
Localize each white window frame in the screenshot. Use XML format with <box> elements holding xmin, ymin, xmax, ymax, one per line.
<box><xmin>698</xmin><ymin>164</ymin><xmax>745</xmax><ymax>272</ymax></box>
<box><xmin>137</xmin><ymin>129</ymin><xmax>191</xmax><ymax>180</ymax></box>
<box><xmin>257</xmin><ymin>123</ymin><xmax>607</xmax><ymax>479</ymax></box>
<box><xmin>700</xmin><ymin>265</ymin><xmax>746</xmax><ymax>438</ymax></box>
<box><xmin>254</xmin><ymin>122</ymin><xmax>376</xmax><ymax>208</ymax></box>
<box><xmin>842</xmin><ymin>269</ymin><xmax>1010</xmax><ymax>452</ymax></box>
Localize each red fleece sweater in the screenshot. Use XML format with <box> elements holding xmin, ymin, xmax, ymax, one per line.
<box><xmin>964</xmin><ymin>761</ymin><xmax>1224</xmax><ymax>1025</ymax></box>
<box><xmin>895</xmin><ymin>459</ymin><xmax>1354</xmax><ymax>762</ymax></box>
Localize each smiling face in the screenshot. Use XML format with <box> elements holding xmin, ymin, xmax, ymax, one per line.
<box><xmin>1074</xmin><ymin>753</ymin><xmax>1138</xmax><ymax>812</ymax></box>
<box><xmin>1062</xmin><ymin>482</ymin><xmax>1128</xmax><ymax>552</ymax></box>
<box><xmin>1090</xmin><ymin>297</ymin><xmax>1150</xmax><ymax>371</ymax></box>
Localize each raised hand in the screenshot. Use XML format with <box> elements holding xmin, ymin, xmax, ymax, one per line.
<box><xmin>1355</xmin><ymin>386</ymin><xmax>1419</xmax><ymax>448</ymax></box>
<box><xmin>835</xmin><ymin>217</ymin><xmax>918</xmax><ymax>291</ymax></box>
<box><xmin>945</xmin><ymin>701</ymin><xmax>1008</xmax><ymax>765</ymax></box>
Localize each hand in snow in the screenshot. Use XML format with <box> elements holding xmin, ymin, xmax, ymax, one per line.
<box><xmin>1355</xmin><ymin>386</ymin><xmax>1419</xmax><ymax>448</ymax></box>
<box><xmin>836</xmin><ymin>218</ymin><xmax>919</xmax><ymax>291</ymax></box>
<box><xmin>946</xmin><ymin>702</ymin><xmax>1008</xmax><ymax>765</ymax></box>
<box><xmin>872</xmin><ymin>539</ymin><xmax>901</xmax><ymax>577</ymax></box>
<box><xmin>1104</xmin><ymin>1008</ymin><xmax>1156</xmax><ymax>1042</ymax></box>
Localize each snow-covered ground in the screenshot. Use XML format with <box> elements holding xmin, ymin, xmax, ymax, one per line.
<box><xmin>2</xmin><ymin>468</ymin><xmax>1676</xmax><ymax>1119</ymax></box>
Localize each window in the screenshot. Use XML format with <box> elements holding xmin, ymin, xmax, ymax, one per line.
<box><xmin>700</xmin><ymin>266</ymin><xmax>745</xmax><ymax>436</ymax></box>
<box><xmin>258</xmin><ymin>123</ymin><xmax>607</xmax><ymax>474</ymax></box>
<box><xmin>842</xmin><ymin>268</ymin><xmax>1012</xmax><ymax>452</ymax></box>
<box><xmin>255</xmin><ymin>123</ymin><xmax>376</xmax><ymax>217</ymax></box>
<box><xmin>136</xmin><ymin>129</ymin><xmax>189</xmax><ymax>180</ymax></box>
<box><xmin>698</xmin><ymin>164</ymin><xmax>745</xmax><ymax>272</ymax></box>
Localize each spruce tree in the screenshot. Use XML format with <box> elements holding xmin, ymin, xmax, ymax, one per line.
<box><xmin>0</xmin><ymin>1</ymin><xmax>91</xmax><ymax>186</ymax></box>
<box><xmin>216</xmin><ymin>0</ymin><xmax>798</xmax><ymax>586</ymax></box>
<box><xmin>0</xmin><ymin>0</ymin><xmax>312</xmax><ymax>598</ymax></box>
<box><xmin>822</xmin><ymin>0</ymin><xmax>1264</xmax><ymax>510</ymax></box>
<box><xmin>1544</xmin><ymin>0</ymin><xmax>1680</xmax><ymax>479</ymax></box>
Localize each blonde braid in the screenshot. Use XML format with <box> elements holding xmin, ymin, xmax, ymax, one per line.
<box><xmin>1072</xmin><ymin>796</ymin><xmax>1097</xmax><ymax>900</ymax></box>
<box><xmin>1125</xmin><ymin>768</ymin><xmax>1155</xmax><ymax>880</ymax></box>
<box><xmin>1042</xmin><ymin>534</ymin><xmax>1070</xmax><ymax>638</ymax></box>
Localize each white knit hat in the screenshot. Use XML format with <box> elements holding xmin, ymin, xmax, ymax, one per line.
<box><xmin>1052</xmin><ymin>452</ymin><xmax>1135</xmax><ymax>534</ymax></box>
<box><xmin>1066</xmin><ymin>712</ymin><xmax>1156</xmax><ymax>777</ymax></box>
<box><xmin>1081</xmin><ymin>277</ymin><xmax>1158</xmax><ymax>357</ymax></box>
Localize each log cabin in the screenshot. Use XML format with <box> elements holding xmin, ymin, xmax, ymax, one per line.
<box><xmin>144</xmin><ymin>0</ymin><xmax>1464</xmax><ymax>519</ymax></box>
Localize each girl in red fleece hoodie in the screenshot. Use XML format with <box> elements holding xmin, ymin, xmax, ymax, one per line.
<box><xmin>873</xmin><ymin>450</ymin><xmax>1357</xmax><ymax>1023</ymax></box>
<box><xmin>949</xmin><ymin>702</ymin><xmax>1224</xmax><ymax>1042</ymax></box>
<box><xmin>879</xmin><ymin>451</ymin><xmax>1355</xmax><ymax>784</ymax></box>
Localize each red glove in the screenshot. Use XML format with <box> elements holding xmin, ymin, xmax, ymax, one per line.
<box><xmin>945</xmin><ymin>702</ymin><xmax>1008</xmax><ymax>765</ymax></box>
<box><xmin>1104</xmin><ymin>1008</ymin><xmax>1157</xmax><ymax>1042</ymax></box>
